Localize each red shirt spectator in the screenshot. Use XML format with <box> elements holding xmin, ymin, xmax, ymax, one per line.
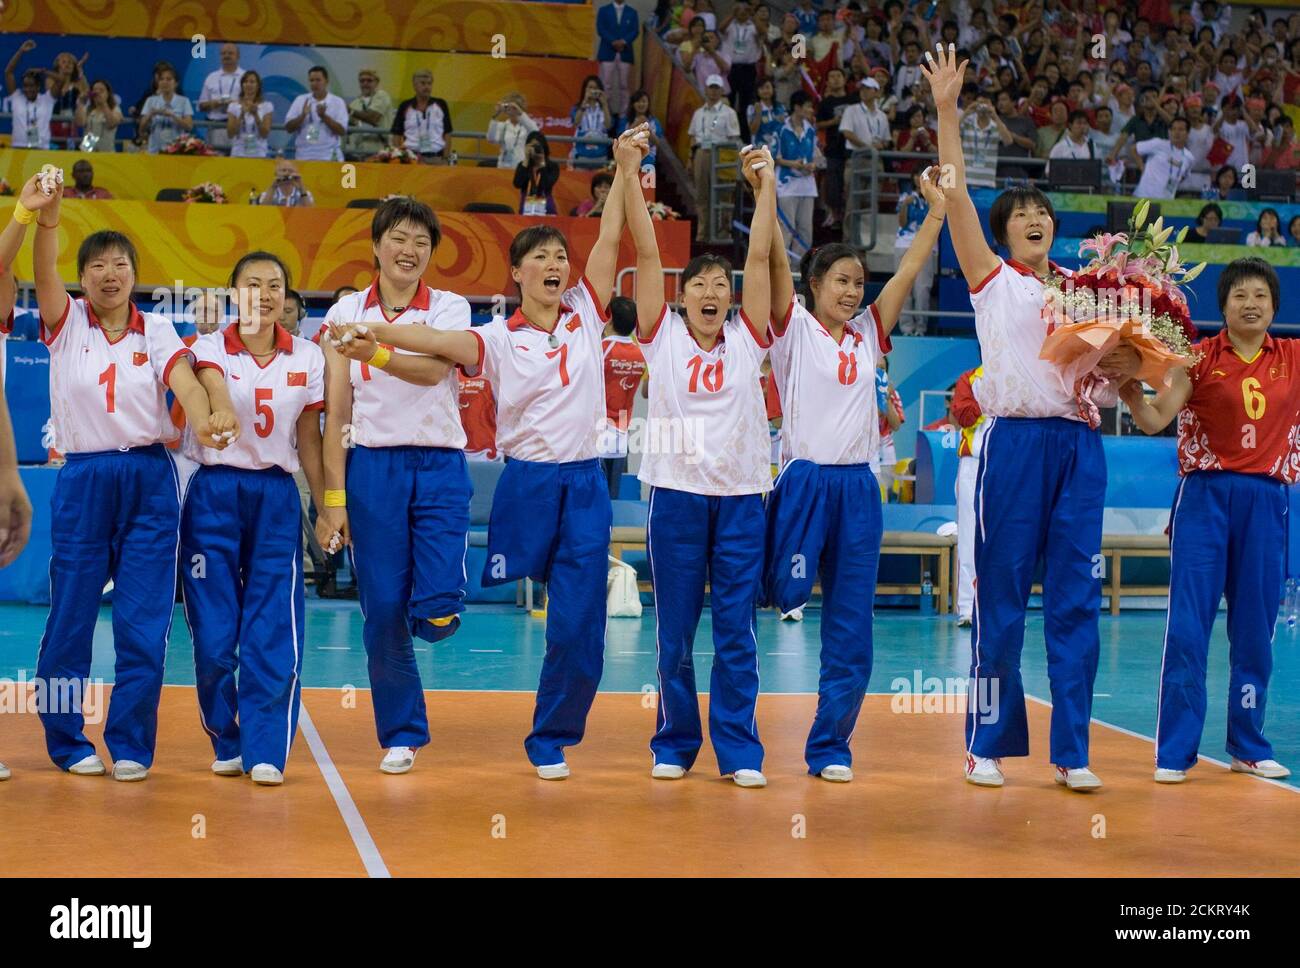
<box><xmin>602</xmin><ymin>335</ymin><xmax>646</xmax><ymax>430</ymax></box>
<box><xmin>458</xmin><ymin>370</ymin><xmax>498</xmax><ymax>459</ymax></box>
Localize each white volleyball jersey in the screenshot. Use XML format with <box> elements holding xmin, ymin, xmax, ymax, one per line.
<box><xmin>466</xmin><ymin>277</ymin><xmax>608</xmax><ymax>463</ymax></box>
<box><xmin>968</xmin><ymin>259</ymin><xmax>1082</xmax><ymax>420</ymax></box>
<box><xmin>183</xmin><ymin>323</ymin><xmax>325</xmax><ymax>472</ymax></box>
<box><xmin>769</xmin><ymin>299</ymin><xmax>889</xmax><ymax>466</ymax></box>
<box><xmin>637</xmin><ymin>307</ymin><xmax>772</xmax><ymax>495</ymax></box>
<box><xmin>43</xmin><ymin>297</ymin><xmax>191</xmax><ymax>455</ymax></box>
<box><xmin>325</xmin><ymin>281</ymin><xmax>470</xmax><ymax>449</ymax></box>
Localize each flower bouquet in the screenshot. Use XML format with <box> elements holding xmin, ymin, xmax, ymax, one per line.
<box><xmin>183</xmin><ymin>182</ymin><xmax>227</xmax><ymax>204</ymax></box>
<box><xmin>366</xmin><ymin>147</ymin><xmax>421</xmax><ymax>164</ymax></box>
<box><xmin>162</xmin><ymin>134</ymin><xmax>218</xmax><ymax>156</ymax></box>
<box><xmin>1040</xmin><ymin>199</ymin><xmax>1205</xmax><ymax>427</ymax></box>
<box><xmin>647</xmin><ymin>200</ymin><xmax>679</xmax><ymax>221</ymax></box>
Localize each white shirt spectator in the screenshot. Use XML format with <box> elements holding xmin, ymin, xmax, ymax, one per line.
<box><xmin>227</xmin><ymin>100</ymin><xmax>273</xmax><ymax>158</ymax></box>
<box><xmin>5</xmin><ymin>90</ymin><xmax>55</xmax><ymax>148</ymax></box>
<box><xmin>1135</xmin><ymin>138</ymin><xmax>1194</xmax><ymax>198</ymax></box>
<box><xmin>1217</xmin><ymin>118</ymin><xmax>1250</xmax><ymax>170</ymax></box>
<box><xmin>721</xmin><ymin>20</ymin><xmax>761</xmax><ymax>66</ymax></box>
<box><xmin>199</xmin><ymin>66</ymin><xmax>245</xmax><ymax>121</ymax></box>
<box><xmin>142</xmin><ymin>92</ymin><xmax>194</xmax><ymax>152</ymax></box>
<box><xmin>839</xmin><ymin>100</ymin><xmax>891</xmax><ymax>151</ymax></box>
<box><xmin>286</xmin><ymin>92</ymin><xmax>349</xmax><ymax>161</ymax></box>
<box><xmin>688</xmin><ymin>99</ymin><xmax>740</xmax><ymax>148</ymax></box>
<box><xmin>487</xmin><ymin>112</ymin><xmax>539</xmax><ymax>168</ymax></box>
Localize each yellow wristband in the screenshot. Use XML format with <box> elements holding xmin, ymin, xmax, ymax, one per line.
<box><xmin>323</xmin><ymin>489</ymin><xmax>347</xmax><ymax>508</ymax></box>
<box><xmin>367</xmin><ymin>345</ymin><xmax>392</xmax><ymax>370</ymax></box>
<box><xmin>12</xmin><ymin>202</ymin><xmax>35</xmax><ymax>226</ymax></box>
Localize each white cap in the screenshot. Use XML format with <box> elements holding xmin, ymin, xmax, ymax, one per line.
<box><xmin>862</xmin><ymin>78</ymin><xmax>880</xmax><ymax>90</ymax></box>
<box><xmin>705</xmin><ymin>74</ymin><xmax>725</xmax><ymax>88</ymax></box>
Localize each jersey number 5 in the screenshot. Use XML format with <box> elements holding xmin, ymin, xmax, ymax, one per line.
<box><xmin>255</xmin><ymin>387</ymin><xmax>275</xmax><ymax>438</ymax></box>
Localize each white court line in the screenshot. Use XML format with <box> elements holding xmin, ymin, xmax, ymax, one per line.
<box><xmin>767</xmin><ymin>651</ymin><xmax>800</xmax><ymax>655</ymax></box>
<box><xmin>469</xmin><ymin>649</ymin><xmax>503</xmax><ymax>653</ymax></box>
<box><xmin>298</xmin><ymin>701</ymin><xmax>392</xmax><ymax>877</ymax></box>
<box><xmin>317</xmin><ymin>646</ymin><xmax>350</xmax><ymax>651</ymax></box>
<box><xmin>1024</xmin><ymin>694</ymin><xmax>1299</xmax><ymax>795</ymax></box>
<box><xmin>616</xmin><ymin>650</ymin><xmax>652</xmax><ymax>655</ymax></box>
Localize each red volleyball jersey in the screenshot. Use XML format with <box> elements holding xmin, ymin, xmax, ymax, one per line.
<box><xmin>457</xmin><ymin>369</ymin><xmax>498</xmax><ymax>459</ymax></box>
<box><xmin>1177</xmin><ymin>330</ymin><xmax>1300</xmax><ymax>483</ymax></box>
<box><xmin>602</xmin><ymin>335</ymin><xmax>646</xmax><ymax>430</ymax></box>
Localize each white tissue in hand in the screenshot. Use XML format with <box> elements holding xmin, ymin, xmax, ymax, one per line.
<box><xmin>37</xmin><ymin>165</ymin><xmax>63</xmax><ymax>196</ymax></box>
<box><xmin>327</xmin><ymin>534</ymin><xmax>342</xmax><ymax>554</ymax></box>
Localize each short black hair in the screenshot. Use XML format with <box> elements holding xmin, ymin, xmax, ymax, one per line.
<box><xmin>1217</xmin><ymin>257</ymin><xmax>1279</xmax><ymax>314</ymax></box>
<box><xmin>590</xmin><ymin>171</ymin><xmax>615</xmax><ymax>196</ymax></box>
<box><xmin>332</xmin><ymin>285</ymin><xmax>359</xmax><ymax>302</ymax></box>
<box><xmin>308</xmin><ymin>66</ymin><xmax>329</xmax><ymax>81</ymax></box>
<box><xmin>229</xmin><ymin>250</ymin><xmax>291</xmax><ymax>290</ymax></box>
<box><xmin>608</xmin><ymin>296</ymin><xmax>637</xmax><ymax>337</ymax></box>
<box><xmin>988</xmin><ymin>186</ymin><xmax>1055</xmax><ymax>249</ymax></box>
<box><xmin>798</xmin><ymin>243</ymin><xmax>866</xmax><ymax>307</ymax></box>
<box><xmin>509</xmin><ymin>225</ymin><xmax>569</xmax><ymax>269</ymax></box>
<box><xmin>371</xmin><ymin>196</ymin><xmax>441</xmax><ymax>249</ymax></box>
<box><xmin>1196</xmin><ymin>202</ymin><xmax>1223</xmax><ymax>225</ymax></box>
<box><xmin>1255</xmin><ymin>206</ymin><xmax>1281</xmax><ymax>234</ymax></box>
<box><xmin>284</xmin><ymin>289</ymin><xmax>307</xmax><ymax>320</ymax></box>
<box><xmin>1067</xmin><ymin>109</ymin><xmax>1089</xmax><ymax>126</ymax></box>
<box><xmin>1169</xmin><ymin>115</ymin><xmax>1189</xmax><ymax>131</ymax></box>
<box><xmin>77</xmin><ymin>231</ymin><xmax>138</xmax><ymax>277</ymax></box>
<box><xmin>682</xmin><ymin>253</ymin><xmax>732</xmax><ymax>288</ymax></box>
<box><xmin>790</xmin><ymin>91</ymin><xmax>811</xmax><ymax>112</ymax></box>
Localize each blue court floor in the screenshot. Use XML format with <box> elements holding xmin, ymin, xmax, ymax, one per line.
<box><xmin>0</xmin><ymin>602</ymin><xmax>1296</xmax><ymax>787</ymax></box>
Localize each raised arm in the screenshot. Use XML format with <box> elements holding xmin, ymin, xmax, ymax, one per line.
<box><xmin>583</xmin><ymin>128</ymin><xmax>637</xmax><ymax>305</ymax></box>
<box><xmin>617</xmin><ymin>128</ymin><xmax>663</xmax><ymax>339</ymax></box>
<box><xmin>922</xmin><ymin>43</ymin><xmax>1000</xmax><ymax>288</ymax></box>
<box><xmin>739</xmin><ymin>146</ymin><xmax>776</xmax><ymax>331</ymax></box>
<box><xmin>872</xmin><ymin>165</ymin><xmax>946</xmax><ymax>337</ymax></box>
<box><xmin>29</xmin><ymin>177</ymin><xmax>70</xmax><ymax>338</ymax></box>
<box><xmin>767</xmin><ymin>179</ymin><xmax>796</xmax><ymax>331</ymax></box>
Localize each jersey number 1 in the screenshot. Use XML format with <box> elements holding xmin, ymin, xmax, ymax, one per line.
<box><xmin>99</xmin><ymin>364</ymin><xmax>116</xmax><ymax>413</ymax></box>
<box><xmin>546</xmin><ymin>344</ymin><xmax>571</xmax><ymax>387</ymax></box>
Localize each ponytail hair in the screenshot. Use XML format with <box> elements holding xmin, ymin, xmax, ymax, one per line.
<box><xmin>798</xmin><ymin>243</ymin><xmax>865</xmax><ymax>307</ymax></box>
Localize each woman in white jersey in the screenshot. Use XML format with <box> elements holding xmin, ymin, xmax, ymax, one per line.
<box><xmin>623</xmin><ymin>139</ymin><xmax>777</xmax><ymax>786</ymax></box>
<box><xmin>182</xmin><ymin>251</ymin><xmax>326</xmax><ymax>786</ymax></box>
<box><xmin>316</xmin><ymin>197</ymin><xmax>475</xmax><ymax>776</ymax></box>
<box><xmin>32</xmin><ymin>192</ymin><xmax>234</xmax><ymax>781</ymax></box>
<box><xmin>762</xmin><ymin>167</ymin><xmax>948</xmax><ymax>783</ymax></box>
<box><xmin>330</xmin><ymin>126</ymin><xmax>645</xmax><ymax>779</ymax></box>
<box><xmin>925</xmin><ymin>44</ymin><xmax>1138</xmax><ymax>791</ymax></box>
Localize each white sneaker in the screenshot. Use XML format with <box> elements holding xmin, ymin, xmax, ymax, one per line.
<box><xmin>68</xmin><ymin>754</ymin><xmax>106</xmax><ymax>776</ymax></box>
<box><xmin>732</xmin><ymin>769</ymin><xmax>767</xmax><ymax>788</ymax></box>
<box><xmin>651</xmin><ymin>763</ymin><xmax>686</xmax><ymax>780</ymax></box>
<box><xmin>1054</xmin><ymin>765</ymin><xmax>1102</xmax><ymax>791</ymax></box>
<box><xmin>1154</xmin><ymin>767</ymin><xmax>1187</xmax><ymax>783</ymax></box>
<box><xmin>1231</xmin><ymin>757</ymin><xmax>1291</xmax><ymax>779</ymax></box>
<box><xmin>819</xmin><ymin>764</ymin><xmax>853</xmax><ymax>782</ymax></box>
<box><xmin>112</xmin><ymin>760</ymin><xmax>149</xmax><ymax>782</ymax></box>
<box><xmin>536</xmin><ymin>762</ymin><xmax>570</xmax><ymax>780</ymax></box>
<box><xmin>380</xmin><ymin>747</ymin><xmax>417</xmax><ymax>774</ymax></box>
<box><xmin>780</xmin><ymin>607</ymin><xmax>805</xmax><ymax>622</ymax></box>
<box><xmin>965</xmin><ymin>754</ymin><xmax>1004</xmax><ymax>787</ymax></box>
<box><xmin>250</xmin><ymin>764</ymin><xmax>284</xmax><ymax>786</ymax></box>
<box><xmin>957</xmin><ymin>614</ymin><xmax>972</xmax><ymax>628</ymax></box>
<box><xmin>0</xmin><ymin>761</ymin><xmax>9</xmax><ymax>781</ymax></box>
<box><xmin>212</xmin><ymin>756</ymin><xmax>243</xmax><ymax>776</ymax></box>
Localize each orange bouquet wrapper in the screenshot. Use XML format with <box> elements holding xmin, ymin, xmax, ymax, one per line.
<box><xmin>1040</xmin><ymin>316</ymin><xmax>1191</xmax><ymax>390</ymax></box>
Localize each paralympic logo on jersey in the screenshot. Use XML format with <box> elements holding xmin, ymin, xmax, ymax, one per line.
<box><xmin>0</xmin><ymin>671</ymin><xmax>106</xmax><ymax>724</ymax></box>
<box><xmin>889</xmin><ymin>670</ymin><xmax>1000</xmax><ymax>724</ymax></box>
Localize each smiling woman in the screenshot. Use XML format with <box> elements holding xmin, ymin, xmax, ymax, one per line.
<box><xmin>926</xmin><ymin>42</ymin><xmax>1135</xmax><ymax>793</ymax></box>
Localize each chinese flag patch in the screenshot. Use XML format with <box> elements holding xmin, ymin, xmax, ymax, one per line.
<box><xmin>132</xmin><ymin>352</ymin><xmax>149</xmax><ymax>366</ymax></box>
<box><xmin>287</xmin><ymin>371</ymin><xmax>307</xmax><ymax>387</ymax></box>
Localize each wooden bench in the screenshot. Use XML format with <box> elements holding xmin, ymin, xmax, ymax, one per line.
<box><xmin>610</xmin><ymin>526</ymin><xmax>953</xmax><ymax>614</ymax></box>
<box><xmin>973</xmin><ymin>533</ymin><xmax>1172</xmax><ymax>617</ymax></box>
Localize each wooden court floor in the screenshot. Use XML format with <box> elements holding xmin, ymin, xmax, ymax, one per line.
<box><xmin>1</xmin><ymin>686</ymin><xmax>1296</xmax><ymax>877</ymax></box>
